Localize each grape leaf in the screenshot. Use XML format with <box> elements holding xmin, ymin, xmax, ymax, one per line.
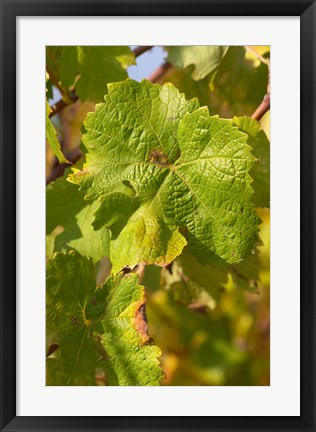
<box><xmin>208</xmin><ymin>47</ymin><xmax>269</xmax><ymax>117</ymax></box>
<box><xmin>46</xmin><ymin>100</ymin><xmax>69</xmax><ymax>164</ymax></box>
<box><xmin>46</xmin><ymin>46</ymin><xmax>63</xmax><ymax>82</ymax></box>
<box><xmin>146</xmin><ymin>276</ymin><xmax>268</xmax><ymax>385</ymax></box>
<box><xmin>231</xmin><ymin>253</ymin><xmax>261</xmax><ymax>294</ymax></box>
<box><xmin>47</xmin><ymin>251</ymin><xmax>163</xmax><ymax>386</ymax></box>
<box><xmin>161</xmin><ymin>47</ymin><xmax>269</xmax><ymax>118</ymax></box>
<box><xmin>162</xmin><ymin>246</ymin><xmax>261</xmax><ymax>311</ymax></box>
<box><xmin>167</xmin><ymin>46</ymin><xmax>229</xmax><ymax>80</ymax></box>
<box><xmin>59</xmin><ymin>46</ymin><xmax>136</xmax><ymax>102</ymax></box>
<box><xmin>46</xmin><ymin>172</ymin><xmax>110</xmax><ymax>263</ymax></box>
<box><xmin>162</xmin><ymin>248</ymin><xmax>228</xmax><ymax>312</ymax></box>
<box><xmin>142</xmin><ymin>265</ymin><xmax>163</xmax><ymax>293</ymax></box>
<box><xmin>233</xmin><ymin>117</ymin><xmax>270</xmax><ymax>208</ymax></box>
<box><xmin>68</xmin><ymin>79</ymin><xmax>259</xmax><ymax>273</ymax></box>
<box><xmin>157</xmin><ymin>64</ymin><xmax>213</xmax><ymax>109</ymax></box>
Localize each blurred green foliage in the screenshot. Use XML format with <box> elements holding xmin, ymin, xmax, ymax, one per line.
<box><xmin>144</xmin><ymin>209</ymin><xmax>270</xmax><ymax>386</ymax></box>
<box><xmin>159</xmin><ymin>46</ymin><xmax>269</xmax><ymax>118</ymax></box>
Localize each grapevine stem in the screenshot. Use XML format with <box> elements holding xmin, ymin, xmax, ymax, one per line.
<box><xmin>49</xmin><ymin>96</ymin><xmax>79</xmax><ymax>118</ymax></box>
<box><xmin>46</xmin><ymin>147</ymin><xmax>82</xmax><ymax>184</ymax></box>
<box><xmin>133</xmin><ymin>46</ymin><xmax>153</xmax><ymax>57</ymax></box>
<box><xmin>251</xmin><ymin>93</ymin><xmax>270</xmax><ymax>121</ymax></box>
<box><xmin>148</xmin><ymin>62</ymin><xmax>172</xmax><ymax>83</ymax></box>
<box><xmin>49</xmin><ymin>46</ymin><xmax>153</xmax><ymax>118</ymax></box>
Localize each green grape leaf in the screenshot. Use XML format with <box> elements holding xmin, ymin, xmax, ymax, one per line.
<box><xmin>46</xmin><ymin>172</ymin><xmax>110</xmax><ymax>263</ymax></box>
<box><xmin>163</xmin><ymin>247</ymin><xmax>228</xmax><ymax>312</ymax></box>
<box><xmin>46</xmin><ymin>100</ymin><xmax>69</xmax><ymax>164</ymax></box>
<box><xmin>68</xmin><ymin>79</ymin><xmax>259</xmax><ymax>273</ymax></box>
<box><xmin>163</xmin><ymin>247</ymin><xmax>261</xmax><ymax>310</ymax></box>
<box><xmin>46</xmin><ymin>46</ymin><xmax>63</xmax><ymax>82</ymax></box>
<box><xmin>142</xmin><ymin>265</ymin><xmax>163</xmax><ymax>293</ymax></box>
<box><xmin>59</xmin><ymin>46</ymin><xmax>136</xmax><ymax>102</ymax></box>
<box><xmin>167</xmin><ymin>46</ymin><xmax>229</xmax><ymax>80</ymax></box>
<box><xmin>47</xmin><ymin>251</ymin><xmax>163</xmax><ymax>386</ymax></box>
<box><xmin>231</xmin><ymin>252</ymin><xmax>261</xmax><ymax>294</ymax></box>
<box><xmin>233</xmin><ymin>117</ymin><xmax>270</xmax><ymax>208</ymax></box>
<box><xmin>157</xmin><ymin>64</ymin><xmax>213</xmax><ymax>109</ymax></box>
<box><xmin>208</xmin><ymin>47</ymin><xmax>269</xmax><ymax>117</ymax></box>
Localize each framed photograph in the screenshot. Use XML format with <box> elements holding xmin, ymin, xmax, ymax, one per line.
<box><xmin>0</xmin><ymin>0</ymin><xmax>315</xmax><ymax>431</ymax></box>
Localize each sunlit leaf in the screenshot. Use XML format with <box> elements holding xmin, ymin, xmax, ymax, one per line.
<box><xmin>46</xmin><ymin>100</ymin><xmax>70</xmax><ymax>164</ymax></box>
<box><xmin>47</xmin><ymin>251</ymin><xmax>163</xmax><ymax>385</ymax></box>
<box><xmin>163</xmin><ymin>247</ymin><xmax>228</xmax><ymax>311</ymax></box>
<box><xmin>59</xmin><ymin>46</ymin><xmax>136</xmax><ymax>102</ymax></box>
<box><xmin>167</xmin><ymin>46</ymin><xmax>229</xmax><ymax>80</ymax></box>
<box><xmin>46</xmin><ymin>172</ymin><xmax>110</xmax><ymax>263</ymax></box>
<box><xmin>233</xmin><ymin>117</ymin><xmax>270</xmax><ymax>208</ymax></box>
<box><xmin>69</xmin><ymin>79</ymin><xmax>259</xmax><ymax>272</ymax></box>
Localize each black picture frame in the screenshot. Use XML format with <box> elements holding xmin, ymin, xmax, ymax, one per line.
<box><xmin>1</xmin><ymin>0</ymin><xmax>315</xmax><ymax>431</ymax></box>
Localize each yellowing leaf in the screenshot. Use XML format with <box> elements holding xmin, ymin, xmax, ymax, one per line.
<box><xmin>69</xmin><ymin>80</ymin><xmax>259</xmax><ymax>273</ymax></box>
<box><xmin>46</xmin><ymin>251</ymin><xmax>163</xmax><ymax>386</ymax></box>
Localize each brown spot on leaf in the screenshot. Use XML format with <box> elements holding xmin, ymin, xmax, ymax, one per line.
<box><xmin>134</xmin><ymin>301</ymin><xmax>149</xmax><ymax>343</ymax></box>
<box><xmin>148</xmin><ymin>149</ymin><xmax>169</xmax><ymax>166</ymax></box>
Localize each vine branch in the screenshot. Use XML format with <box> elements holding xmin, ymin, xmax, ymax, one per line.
<box><xmin>148</xmin><ymin>62</ymin><xmax>172</xmax><ymax>83</ymax></box>
<box><xmin>49</xmin><ymin>96</ymin><xmax>79</xmax><ymax>118</ymax></box>
<box><xmin>133</xmin><ymin>45</ymin><xmax>153</xmax><ymax>57</ymax></box>
<box><xmin>48</xmin><ymin>46</ymin><xmax>154</xmax><ymax>118</ymax></box>
<box><xmin>251</xmin><ymin>93</ymin><xmax>270</xmax><ymax>121</ymax></box>
<box><xmin>245</xmin><ymin>46</ymin><xmax>270</xmax><ymax>121</ymax></box>
<box><xmin>46</xmin><ymin>147</ymin><xmax>82</xmax><ymax>185</ymax></box>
